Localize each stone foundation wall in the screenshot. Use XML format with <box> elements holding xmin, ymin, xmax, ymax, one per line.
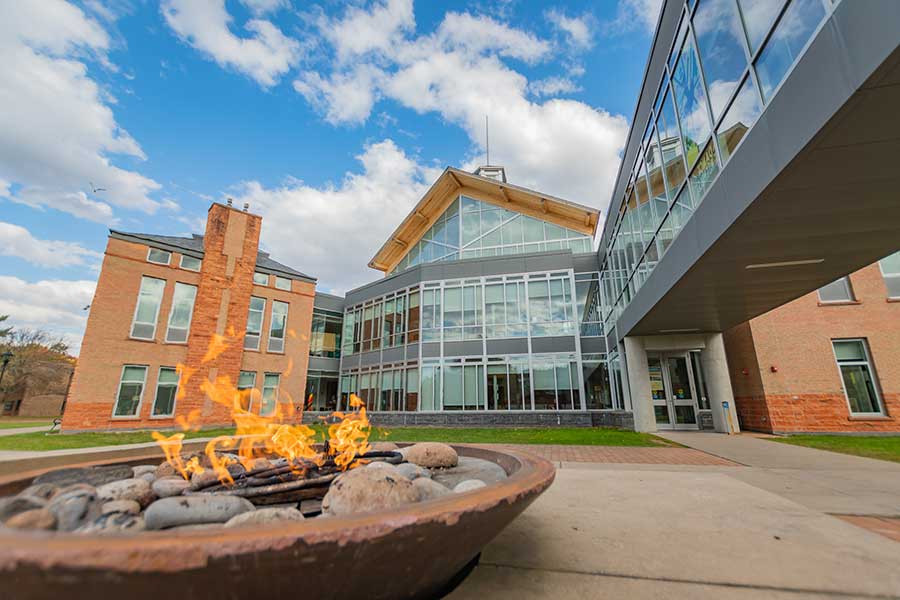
<box><xmin>760</xmin><ymin>393</ymin><xmax>900</xmax><ymax>434</ymax></box>
<box><xmin>303</xmin><ymin>411</ymin><xmax>636</xmax><ymax>429</ymax></box>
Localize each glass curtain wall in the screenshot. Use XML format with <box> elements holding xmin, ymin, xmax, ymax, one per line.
<box><xmin>310</xmin><ymin>310</ymin><xmax>343</xmax><ymax>358</ymax></box>
<box><xmin>600</xmin><ymin>0</ymin><xmax>834</xmax><ymax>326</ymax></box>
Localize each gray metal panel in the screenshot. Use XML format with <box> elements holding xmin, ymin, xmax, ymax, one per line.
<box><xmin>421</xmin><ymin>343</ymin><xmax>441</xmax><ymax>359</ymax></box>
<box><xmin>579</xmin><ymin>337</ymin><xmax>607</xmax><ymax>354</ymax></box>
<box><xmin>531</xmin><ymin>336</ymin><xmax>576</xmax><ymax>354</ymax></box>
<box><xmin>359</xmin><ymin>351</ymin><xmax>383</xmax><ymax>368</ymax></box>
<box><xmin>339</xmin><ymin>354</ymin><xmax>360</xmax><ymax>371</ymax></box>
<box><xmin>485</xmin><ymin>338</ymin><xmax>528</xmax><ymax>356</ymax></box>
<box><xmin>312</xmin><ymin>293</ymin><xmax>345</xmax><ymax>313</ymax></box>
<box><xmin>524</xmin><ymin>251</ymin><xmax>573</xmax><ymax>273</ymax></box>
<box><xmin>443</xmin><ymin>341</ymin><xmax>483</xmax><ymax>357</ymax></box>
<box><xmin>573</xmin><ymin>253</ymin><xmax>601</xmax><ymax>273</ymax></box>
<box><xmin>405</xmin><ymin>343</ymin><xmax>419</xmax><ymax>361</ymax></box>
<box><xmin>308</xmin><ymin>356</ymin><xmax>340</xmax><ymax>372</ymax></box>
<box><xmin>381</xmin><ymin>346</ymin><xmax>404</xmax><ymax>364</ymax></box>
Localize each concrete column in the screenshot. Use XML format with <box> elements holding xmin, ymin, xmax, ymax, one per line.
<box><xmin>624</xmin><ymin>336</ymin><xmax>656</xmax><ymax>433</ymax></box>
<box><xmin>701</xmin><ymin>332</ymin><xmax>740</xmax><ymax>434</ymax></box>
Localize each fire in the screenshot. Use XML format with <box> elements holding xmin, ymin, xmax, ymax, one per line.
<box><xmin>153</xmin><ymin>331</ymin><xmax>372</xmax><ymax>485</ymax></box>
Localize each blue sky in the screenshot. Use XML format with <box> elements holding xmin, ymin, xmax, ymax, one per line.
<box><xmin>0</xmin><ymin>0</ymin><xmax>662</xmax><ymax>351</ymax></box>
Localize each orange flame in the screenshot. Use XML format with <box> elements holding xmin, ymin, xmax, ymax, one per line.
<box><xmin>153</xmin><ymin>332</ymin><xmax>372</xmax><ymax>485</ymax></box>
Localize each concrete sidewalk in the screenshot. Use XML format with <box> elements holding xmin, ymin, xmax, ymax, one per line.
<box><xmin>0</xmin><ymin>425</ymin><xmax>52</xmax><ymax>438</ymax></box>
<box><xmin>657</xmin><ymin>432</ymin><xmax>900</xmax><ymax>517</ymax></box>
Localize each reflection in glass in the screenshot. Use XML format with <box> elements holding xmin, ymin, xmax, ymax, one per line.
<box><xmin>672</xmin><ymin>37</ymin><xmax>712</xmax><ymax>170</ymax></box>
<box><xmin>657</xmin><ymin>89</ymin><xmax>688</xmax><ymax>199</ymax></box>
<box><xmin>688</xmin><ymin>142</ymin><xmax>719</xmax><ymax>204</ymax></box>
<box><xmin>755</xmin><ymin>0</ymin><xmax>826</xmax><ymax>101</ymax></box>
<box><xmin>582</xmin><ymin>357</ymin><xmax>612</xmax><ymax>409</ymax></box>
<box><xmin>716</xmin><ymin>75</ymin><xmax>762</xmax><ymax>163</ymax></box>
<box><xmin>694</xmin><ymin>0</ymin><xmax>748</xmax><ymax>119</ymax></box>
<box><xmin>737</xmin><ymin>0</ymin><xmax>787</xmax><ymax>54</ymax></box>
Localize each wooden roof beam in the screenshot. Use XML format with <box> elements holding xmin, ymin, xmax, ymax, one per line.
<box><xmin>392</xmin><ymin>237</ymin><xmax>408</xmax><ymax>249</ymax></box>
<box><xmin>540</xmin><ymin>198</ymin><xmax>550</xmax><ymax>214</ymax></box>
<box><xmin>499</xmin><ymin>186</ymin><xmax>512</xmax><ymax>202</ymax></box>
<box><xmin>447</xmin><ymin>171</ymin><xmax>462</xmax><ymax>187</ymax></box>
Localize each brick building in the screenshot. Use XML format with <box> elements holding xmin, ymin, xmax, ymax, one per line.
<box><xmin>62</xmin><ymin>202</ymin><xmax>316</xmax><ymax>432</ymax></box>
<box><xmin>725</xmin><ymin>258</ymin><xmax>900</xmax><ymax>434</ymax></box>
<box><xmin>0</xmin><ymin>358</ymin><xmax>74</xmax><ymax>418</ymax></box>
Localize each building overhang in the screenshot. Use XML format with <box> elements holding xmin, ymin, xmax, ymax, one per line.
<box><xmin>368</xmin><ymin>167</ymin><xmax>600</xmax><ymax>273</ymax></box>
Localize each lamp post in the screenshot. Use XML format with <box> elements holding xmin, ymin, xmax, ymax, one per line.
<box><xmin>0</xmin><ymin>351</ymin><xmax>12</xmax><ymax>389</ymax></box>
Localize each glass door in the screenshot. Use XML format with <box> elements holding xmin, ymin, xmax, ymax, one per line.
<box><xmin>648</xmin><ymin>356</ymin><xmax>670</xmax><ymax>427</ymax></box>
<box><xmin>647</xmin><ymin>352</ymin><xmax>700</xmax><ymax>430</ymax></box>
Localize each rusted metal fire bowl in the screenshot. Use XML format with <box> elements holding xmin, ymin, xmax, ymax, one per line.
<box><xmin>0</xmin><ymin>444</ymin><xmax>555</xmax><ymax>600</ymax></box>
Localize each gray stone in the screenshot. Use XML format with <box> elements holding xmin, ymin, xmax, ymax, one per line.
<box><xmin>322</xmin><ymin>467</ymin><xmax>419</xmax><ymax>516</ymax></box>
<box><xmin>168</xmin><ymin>523</ymin><xmax>224</xmax><ymax>532</ymax></box>
<box><xmin>138</xmin><ymin>472</ymin><xmax>156</xmax><ymax>484</ymax></box>
<box><xmin>224</xmin><ymin>507</ymin><xmax>304</xmax><ymax>528</ymax></box>
<box><xmin>97</xmin><ymin>478</ymin><xmax>154</xmax><ymax>507</ymax></box>
<box><xmin>412</xmin><ymin>478</ymin><xmax>451</xmax><ymax>502</ymax></box>
<box><xmin>48</xmin><ymin>486</ymin><xmax>102</xmax><ymax>531</ymax></box>
<box><xmin>189</xmin><ymin>463</ymin><xmax>245</xmax><ymax>491</ymax></box>
<box><xmin>0</xmin><ymin>495</ymin><xmax>46</xmax><ymax>522</ymax></box>
<box><xmin>396</xmin><ymin>463</ymin><xmax>431</xmax><ymax>481</ymax></box>
<box><xmin>144</xmin><ymin>496</ymin><xmax>255</xmax><ymax>530</ymax></box>
<box><xmin>369</xmin><ymin>441</ymin><xmax>400</xmax><ymax>452</ymax></box>
<box><xmin>4</xmin><ymin>508</ymin><xmax>56</xmax><ymax>530</ymax></box>
<box><xmin>432</xmin><ymin>457</ymin><xmax>508</xmax><ymax>490</ymax></box>
<box><xmin>77</xmin><ymin>512</ymin><xmax>145</xmax><ymax>535</ymax></box>
<box><xmin>155</xmin><ymin>461</ymin><xmax>179</xmax><ymax>479</ymax></box>
<box><xmin>453</xmin><ymin>480</ymin><xmax>487</xmax><ymax>493</ymax></box>
<box><xmin>299</xmin><ymin>499</ymin><xmax>322</xmax><ymax>517</ymax></box>
<box><xmin>102</xmin><ymin>500</ymin><xmax>141</xmax><ymax>515</ymax></box>
<box><xmin>152</xmin><ymin>476</ymin><xmax>191</xmax><ymax>498</ymax></box>
<box><xmin>19</xmin><ymin>483</ymin><xmax>57</xmax><ymax>500</ymax></box>
<box><xmin>400</xmin><ymin>443</ymin><xmax>458</xmax><ymax>468</ymax></box>
<box><xmin>33</xmin><ymin>465</ymin><xmax>134</xmax><ymax>488</ymax></box>
<box><xmin>131</xmin><ymin>465</ymin><xmax>157</xmax><ymax>478</ymax></box>
<box><xmin>365</xmin><ymin>461</ymin><xmax>401</xmax><ymax>474</ymax></box>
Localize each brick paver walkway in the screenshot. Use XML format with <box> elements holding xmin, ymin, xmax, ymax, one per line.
<box><xmin>487</xmin><ymin>444</ymin><xmax>739</xmax><ymax>466</ymax></box>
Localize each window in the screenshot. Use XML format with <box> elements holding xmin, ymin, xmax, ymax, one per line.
<box><xmin>738</xmin><ymin>0</ymin><xmax>787</xmax><ymax>54</ymax></box>
<box><xmin>818</xmin><ymin>276</ymin><xmax>854</xmax><ymax>304</ymax></box>
<box><xmin>130</xmin><ymin>276</ymin><xmax>165</xmax><ymax>340</ymax></box>
<box><xmin>832</xmin><ymin>340</ymin><xmax>883</xmax><ymax>415</ymax></box>
<box><xmin>693</xmin><ymin>0</ymin><xmax>748</xmax><ymax>120</ymax></box>
<box><xmin>260</xmin><ymin>373</ymin><xmax>280</xmax><ymax>416</ymax></box>
<box><xmin>528</xmin><ymin>276</ymin><xmax>574</xmax><ymax>337</ymax></box>
<box><xmin>575</xmin><ymin>274</ymin><xmax>603</xmax><ymax>337</ymax></box>
<box><xmin>253</xmin><ymin>272</ymin><xmax>269</xmax><ymax>285</ymax></box>
<box><xmin>407</xmin><ymin>291</ymin><xmax>420</xmax><ymax>343</ymax></box>
<box><xmin>237</xmin><ymin>371</ymin><xmax>256</xmax><ymax>412</ymax></box>
<box><xmin>113</xmin><ymin>365</ymin><xmax>147</xmax><ymax>417</ymax></box>
<box><xmin>311</xmin><ymin>312</ymin><xmax>343</xmax><ymax>358</ymax></box>
<box><xmin>716</xmin><ymin>76</ymin><xmax>762</xmax><ymax>164</ymax></box>
<box><xmin>275</xmin><ymin>276</ymin><xmax>291</xmax><ymax>291</ymax></box>
<box><xmin>582</xmin><ymin>355</ymin><xmax>612</xmax><ymax>409</ymax></box>
<box><xmin>421</xmin><ymin>288</ymin><xmax>441</xmax><ymax>342</ymax></box>
<box><xmin>341</xmin><ymin>310</ymin><xmax>355</xmax><ymax>355</ymax></box>
<box><xmin>244</xmin><ymin>296</ymin><xmax>265</xmax><ymax>350</ymax></box>
<box><xmin>165</xmin><ymin>282</ymin><xmax>198</xmax><ymax>343</ymax></box>
<box><xmin>179</xmin><ymin>255</ymin><xmax>201</xmax><ymax>271</ymax></box>
<box><xmin>755</xmin><ymin>0</ymin><xmax>826</xmax><ymax>101</ymax></box>
<box><xmin>268</xmin><ymin>300</ymin><xmax>288</xmax><ymax>353</ymax></box>
<box><xmin>147</xmin><ymin>248</ymin><xmax>171</xmax><ymax>265</ymax></box>
<box><xmin>688</xmin><ymin>142</ymin><xmax>720</xmax><ymax>203</ymax></box>
<box><xmin>152</xmin><ymin>367</ymin><xmax>179</xmax><ymax>417</ymax></box>
<box><xmin>879</xmin><ymin>251</ymin><xmax>900</xmax><ymax>299</ymax></box>
<box><xmin>671</xmin><ymin>35</ymin><xmax>712</xmax><ymax>170</ymax></box>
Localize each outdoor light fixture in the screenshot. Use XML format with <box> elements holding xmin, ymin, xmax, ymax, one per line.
<box><xmin>745</xmin><ymin>258</ymin><xmax>825</xmax><ymax>270</ymax></box>
<box><xmin>659</xmin><ymin>328</ymin><xmax>700</xmax><ymax>333</ymax></box>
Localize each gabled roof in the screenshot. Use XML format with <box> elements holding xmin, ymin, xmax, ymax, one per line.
<box><xmin>109</xmin><ymin>230</ymin><xmax>316</xmax><ymax>282</ymax></box>
<box><xmin>368</xmin><ymin>167</ymin><xmax>601</xmax><ymax>273</ymax></box>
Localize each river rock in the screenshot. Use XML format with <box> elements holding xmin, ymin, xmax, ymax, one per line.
<box><xmin>224</xmin><ymin>507</ymin><xmax>304</xmax><ymax>528</ymax></box>
<box><xmin>0</xmin><ymin>495</ymin><xmax>46</xmax><ymax>522</ymax></box>
<box><xmin>33</xmin><ymin>465</ymin><xmax>134</xmax><ymax>488</ymax></box>
<box><xmin>152</xmin><ymin>476</ymin><xmax>191</xmax><ymax>498</ymax></box>
<box><xmin>138</xmin><ymin>472</ymin><xmax>156</xmax><ymax>484</ymax></box>
<box><xmin>432</xmin><ymin>457</ymin><xmax>508</xmax><ymax>490</ymax></box>
<box><xmin>102</xmin><ymin>500</ymin><xmax>141</xmax><ymax>515</ymax></box>
<box><xmin>189</xmin><ymin>463</ymin><xmax>245</xmax><ymax>491</ymax></box>
<box><xmin>322</xmin><ymin>467</ymin><xmax>418</xmax><ymax>516</ymax></box>
<box><xmin>144</xmin><ymin>496</ymin><xmax>255</xmax><ymax>530</ymax></box>
<box><xmin>97</xmin><ymin>478</ymin><xmax>154</xmax><ymax>507</ymax></box>
<box><xmin>77</xmin><ymin>512</ymin><xmax>145</xmax><ymax>535</ymax></box>
<box><xmin>299</xmin><ymin>499</ymin><xmax>322</xmax><ymax>517</ymax></box>
<box><xmin>155</xmin><ymin>461</ymin><xmax>179</xmax><ymax>479</ymax></box>
<box><xmin>396</xmin><ymin>463</ymin><xmax>431</xmax><ymax>481</ymax></box>
<box><xmin>131</xmin><ymin>465</ymin><xmax>157</xmax><ymax>478</ymax></box>
<box><xmin>48</xmin><ymin>486</ymin><xmax>102</xmax><ymax>531</ymax></box>
<box><xmin>412</xmin><ymin>478</ymin><xmax>451</xmax><ymax>501</ymax></box>
<box><xmin>5</xmin><ymin>508</ymin><xmax>56</xmax><ymax>530</ymax></box>
<box><xmin>453</xmin><ymin>480</ymin><xmax>487</xmax><ymax>493</ymax></box>
<box><xmin>19</xmin><ymin>483</ymin><xmax>58</xmax><ymax>500</ymax></box>
<box><xmin>369</xmin><ymin>441</ymin><xmax>400</xmax><ymax>452</ymax></box>
<box><xmin>400</xmin><ymin>443</ymin><xmax>458</xmax><ymax>468</ymax></box>
<box><xmin>365</xmin><ymin>461</ymin><xmax>400</xmax><ymax>474</ymax></box>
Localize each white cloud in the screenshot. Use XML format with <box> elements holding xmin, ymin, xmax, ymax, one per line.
<box><xmin>240</xmin><ymin>0</ymin><xmax>289</xmax><ymax>16</ymax></box>
<box><xmin>0</xmin><ymin>0</ymin><xmax>161</xmax><ymax>222</ymax></box>
<box><xmin>161</xmin><ymin>0</ymin><xmax>301</xmax><ymax>87</ymax></box>
<box><xmin>293</xmin><ymin>65</ymin><xmax>383</xmax><ymax>125</ymax></box>
<box><xmin>322</xmin><ymin>0</ymin><xmax>415</xmax><ymax>62</ymax></box>
<box><xmin>0</xmin><ymin>222</ymin><xmax>102</xmax><ymax>269</ymax></box>
<box><xmin>606</xmin><ymin>0</ymin><xmax>663</xmax><ymax>34</ymax></box>
<box><xmin>546</xmin><ymin>9</ymin><xmax>595</xmax><ymax>50</ymax></box>
<box><xmin>528</xmin><ymin>76</ymin><xmax>582</xmax><ymax>97</ymax></box>
<box><xmin>232</xmin><ymin>140</ymin><xmax>441</xmax><ymax>293</ymax></box>
<box><xmin>0</xmin><ymin>276</ymin><xmax>97</xmax><ymax>354</ymax></box>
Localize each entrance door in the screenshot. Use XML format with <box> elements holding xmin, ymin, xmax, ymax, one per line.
<box><xmin>648</xmin><ymin>352</ymin><xmax>700</xmax><ymax>430</ymax></box>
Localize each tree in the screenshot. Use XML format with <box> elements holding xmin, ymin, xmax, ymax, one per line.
<box><xmin>0</xmin><ymin>324</ymin><xmax>73</xmax><ymax>398</ymax></box>
<box><xmin>0</xmin><ymin>315</ymin><xmax>11</xmax><ymax>340</ymax></box>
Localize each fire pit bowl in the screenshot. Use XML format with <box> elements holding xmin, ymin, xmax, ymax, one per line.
<box><xmin>0</xmin><ymin>444</ymin><xmax>554</xmax><ymax>600</ymax></box>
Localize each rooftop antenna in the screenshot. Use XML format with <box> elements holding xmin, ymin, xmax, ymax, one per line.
<box><xmin>485</xmin><ymin>115</ymin><xmax>490</xmax><ymax>166</ymax></box>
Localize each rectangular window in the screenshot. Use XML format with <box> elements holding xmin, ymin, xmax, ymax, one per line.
<box><xmin>407</xmin><ymin>291</ymin><xmax>420</xmax><ymax>343</ymax></box>
<box><xmin>237</xmin><ymin>371</ymin><xmax>256</xmax><ymax>412</ymax></box>
<box><xmin>582</xmin><ymin>355</ymin><xmax>612</xmax><ymax>409</ymax></box>
<box><xmin>672</xmin><ymin>36</ymin><xmax>712</xmax><ymax>170</ymax></box>
<box><xmin>179</xmin><ymin>255</ymin><xmax>202</xmax><ymax>271</ymax></box>
<box><xmin>833</xmin><ymin>340</ymin><xmax>883</xmax><ymax>415</ymax></box>
<box><xmin>130</xmin><ymin>276</ymin><xmax>165</xmax><ymax>340</ymax></box>
<box><xmin>879</xmin><ymin>251</ymin><xmax>900</xmax><ymax>299</ymax></box>
<box><xmin>716</xmin><ymin>75</ymin><xmax>762</xmax><ymax>164</ymax></box>
<box><xmin>275</xmin><ymin>276</ymin><xmax>291</xmax><ymax>291</ymax></box>
<box><xmin>253</xmin><ymin>272</ymin><xmax>269</xmax><ymax>285</ymax></box>
<box><xmin>267</xmin><ymin>300</ymin><xmax>288</xmax><ymax>353</ymax></box>
<box><xmin>165</xmin><ymin>282</ymin><xmax>198</xmax><ymax>343</ymax></box>
<box><xmin>755</xmin><ymin>0</ymin><xmax>826</xmax><ymax>101</ymax></box>
<box><xmin>152</xmin><ymin>367</ymin><xmax>179</xmax><ymax>417</ymax></box>
<box><xmin>244</xmin><ymin>296</ymin><xmax>265</xmax><ymax>350</ymax></box>
<box><xmin>261</xmin><ymin>373</ymin><xmax>280</xmax><ymax>416</ymax></box>
<box><xmin>406</xmin><ymin>367</ymin><xmax>419</xmax><ymax>411</ymax></box>
<box><xmin>113</xmin><ymin>365</ymin><xmax>147</xmax><ymax>417</ymax></box>
<box><xmin>421</xmin><ymin>288</ymin><xmax>441</xmax><ymax>342</ymax></box>
<box><xmin>818</xmin><ymin>276</ymin><xmax>854</xmax><ymax>304</ymax></box>
<box><xmin>575</xmin><ymin>274</ymin><xmax>603</xmax><ymax>337</ymax></box>
<box><xmin>311</xmin><ymin>312</ymin><xmax>342</xmax><ymax>358</ymax></box>
<box><xmin>443</xmin><ymin>286</ymin><xmax>463</xmax><ymax>341</ymax></box>
<box><xmin>341</xmin><ymin>310</ymin><xmax>355</xmax><ymax>355</ymax></box>
<box><xmin>147</xmin><ymin>248</ymin><xmax>171</xmax><ymax>265</ymax></box>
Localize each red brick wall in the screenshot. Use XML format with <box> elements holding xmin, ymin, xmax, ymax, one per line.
<box><xmin>725</xmin><ymin>263</ymin><xmax>900</xmax><ymax>433</ymax></box>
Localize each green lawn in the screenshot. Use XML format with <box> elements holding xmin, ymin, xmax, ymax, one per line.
<box><xmin>0</xmin><ymin>425</ymin><xmax>662</xmax><ymax>452</ymax></box>
<box><xmin>0</xmin><ymin>420</ymin><xmax>52</xmax><ymax>430</ymax></box>
<box><xmin>770</xmin><ymin>435</ymin><xmax>900</xmax><ymax>464</ymax></box>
